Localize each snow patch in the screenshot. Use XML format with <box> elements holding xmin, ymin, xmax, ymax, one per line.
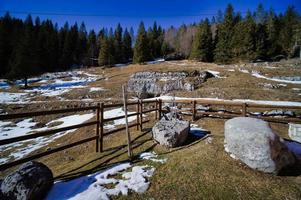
<box><xmin>140</xmin><ymin>152</ymin><xmax>167</xmax><ymax>164</ymax></box>
<box><xmin>206</xmin><ymin>70</ymin><xmax>220</xmax><ymax>78</ymax></box>
<box><xmin>252</xmin><ymin>71</ymin><xmax>301</xmax><ymax>84</ymax></box>
<box><xmin>103</xmin><ymin>108</ymin><xmax>137</xmax><ymax>130</ymax></box>
<box><xmin>46</xmin><ymin>163</ymin><xmax>155</xmax><ymax>200</ymax></box>
<box><xmin>147</xmin><ymin>96</ymin><xmax>301</xmax><ymax>107</ymax></box>
<box><xmin>0</xmin><ymin>113</ymin><xmax>94</xmax><ymax>164</ymax></box>
<box><xmin>90</xmin><ymin>87</ymin><xmax>105</xmax><ymax>92</ymax></box>
<box><xmin>0</xmin><ymin>92</ymin><xmax>29</xmax><ymax>104</ymax></box>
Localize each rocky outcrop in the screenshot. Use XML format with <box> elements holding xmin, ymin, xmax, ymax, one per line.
<box><xmin>128</xmin><ymin>71</ymin><xmax>214</xmax><ymax>97</ymax></box>
<box><xmin>1</xmin><ymin>161</ymin><xmax>53</xmax><ymax>200</ymax></box>
<box><xmin>152</xmin><ymin>117</ymin><xmax>190</xmax><ymax>148</ymax></box>
<box><xmin>224</xmin><ymin>117</ymin><xmax>295</xmax><ymax>174</ymax></box>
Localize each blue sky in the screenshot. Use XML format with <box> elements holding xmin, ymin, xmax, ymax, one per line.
<box><xmin>1</xmin><ymin>0</ymin><xmax>300</xmax><ymax>32</ymax></box>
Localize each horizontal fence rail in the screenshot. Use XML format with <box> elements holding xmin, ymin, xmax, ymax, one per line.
<box><xmin>0</xmin><ymin>98</ymin><xmax>300</xmax><ymax>171</ymax></box>
<box><xmin>0</xmin><ymin>100</ymin><xmax>158</xmax><ymax>171</ymax></box>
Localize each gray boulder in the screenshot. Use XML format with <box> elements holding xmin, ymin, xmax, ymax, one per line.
<box><xmin>152</xmin><ymin>117</ymin><xmax>190</xmax><ymax>148</ymax></box>
<box><xmin>127</xmin><ymin>71</ymin><xmax>214</xmax><ymax>97</ymax></box>
<box><xmin>224</xmin><ymin>117</ymin><xmax>295</xmax><ymax>174</ymax></box>
<box><xmin>1</xmin><ymin>161</ymin><xmax>53</xmax><ymax>200</ymax></box>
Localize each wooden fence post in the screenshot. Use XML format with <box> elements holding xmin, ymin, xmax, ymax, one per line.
<box><xmin>139</xmin><ymin>100</ymin><xmax>143</xmax><ymax>130</ymax></box>
<box><xmin>100</xmin><ymin>102</ymin><xmax>104</xmax><ymax>152</ymax></box>
<box><xmin>155</xmin><ymin>100</ymin><xmax>158</xmax><ymax>120</ymax></box>
<box><xmin>96</xmin><ymin>103</ymin><xmax>100</xmax><ymax>152</ymax></box>
<box><xmin>192</xmin><ymin>100</ymin><xmax>196</xmax><ymax>121</ymax></box>
<box><xmin>159</xmin><ymin>99</ymin><xmax>162</xmax><ymax>119</ymax></box>
<box><xmin>242</xmin><ymin>103</ymin><xmax>247</xmax><ymax>117</ymax></box>
<box><xmin>136</xmin><ymin>100</ymin><xmax>140</xmax><ymax>130</ymax></box>
<box><xmin>122</xmin><ymin>85</ymin><xmax>133</xmax><ymax>159</ymax></box>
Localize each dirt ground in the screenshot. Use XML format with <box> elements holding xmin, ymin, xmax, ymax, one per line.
<box><xmin>1</xmin><ymin>59</ymin><xmax>301</xmax><ymax>199</ymax></box>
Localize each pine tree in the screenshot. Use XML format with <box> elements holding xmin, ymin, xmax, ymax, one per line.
<box><xmin>255</xmin><ymin>23</ymin><xmax>268</xmax><ymax>59</ymax></box>
<box><xmin>232</xmin><ymin>11</ymin><xmax>256</xmax><ymax>61</ymax></box>
<box><xmin>78</xmin><ymin>22</ymin><xmax>88</xmax><ymax>65</ymax></box>
<box><xmin>266</xmin><ymin>9</ymin><xmax>282</xmax><ymax>57</ymax></box>
<box><xmin>8</xmin><ymin>15</ymin><xmax>39</xmax><ymax>87</ymax></box>
<box><xmin>190</xmin><ymin>19</ymin><xmax>213</xmax><ymax>62</ymax></box>
<box><xmin>133</xmin><ymin>22</ymin><xmax>150</xmax><ymax>63</ymax></box>
<box><xmin>280</xmin><ymin>6</ymin><xmax>299</xmax><ymax>57</ymax></box>
<box><xmin>123</xmin><ymin>28</ymin><xmax>133</xmax><ymax>62</ymax></box>
<box><xmin>214</xmin><ymin>4</ymin><xmax>235</xmax><ymax>63</ymax></box>
<box><xmin>98</xmin><ymin>36</ymin><xmax>115</xmax><ymax>66</ymax></box>
<box><xmin>87</xmin><ymin>30</ymin><xmax>98</xmax><ymax>66</ymax></box>
<box><xmin>114</xmin><ymin>23</ymin><xmax>123</xmax><ymax>63</ymax></box>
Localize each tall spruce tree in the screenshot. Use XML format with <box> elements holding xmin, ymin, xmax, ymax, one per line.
<box><xmin>114</xmin><ymin>23</ymin><xmax>123</xmax><ymax>63</ymax></box>
<box><xmin>232</xmin><ymin>11</ymin><xmax>256</xmax><ymax>61</ymax></box>
<box><xmin>133</xmin><ymin>22</ymin><xmax>150</xmax><ymax>63</ymax></box>
<box><xmin>87</xmin><ymin>30</ymin><xmax>98</xmax><ymax>66</ymax></box>
<box><xmin>123</xmin><ymin>28</ymin><xmax>133</xmax><ymax>62</ymax></box>
<box><xmin>8</xmin><ymin>15</ymin><xmax>38</xmax><ymax>87</ymax></box>
<box><xmin>98</xmin><ymin>36</ymin><xmax>115</xmax><ymax>66</ymax></box>
<box><xmin>190</xmin><ymin>19</ymin><xmax>213</xmax><ymax>62</ymax></box>
<box><xmin>214</xmin><ymin>4</ymin><xmax>235</xmax><ymax>63</ymax></box>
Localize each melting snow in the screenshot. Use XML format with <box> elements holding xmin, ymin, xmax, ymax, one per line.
<box><xmin>0</xmin><ymin>92</ymin><xmax>29</xmax><ymax>104</ymax></box>
<box><xmin>140</xmin><ymin>152</ymin><xmax>167</xmax><ymax>164</ymax></box>
<box><xmin>90</xmin><ymin>87</ymin><xmax>105</xmax><ymax>92</ymax></box>
<box><xmin>207</xmin><ymin>70</ymin><xmax>220</xmax><ymax>78</ymax></box>
<box><xmin>0</xmin><ymin>113</ymin><xmax>94</xmax><ymax>164</ymax></box>
<box><xmin>103</xmin><ymin>108</ymin><xmax>137</xmax><ymax>130</ymax></box>
<box><xmin>46</xmin><ymin>163</ymin><xmax>155</xmax><ymax>200</ymax></box>
<box><xmin>147</xmin><ymin>96</ymin><xmax>301</xmax><ymax>107</ymax></box>
<box><xmin>252</xmin><ymin>71</ymin><xmax>301</xmax><ymax>84</ymax></box>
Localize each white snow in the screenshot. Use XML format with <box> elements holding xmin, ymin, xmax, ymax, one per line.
<box><xmin>239</xmin><ymin>69</ymin><xmax>249</xmax><ymax>73</ymax></box>
<box><xmin>146</xmin><ymin>58</ymin><xmax>165</xmax><ymax>65</ymax></box>
<box><xmin>0</xmin><ymin>80</ymin><xmax>10</xmax><ymax>89</ymax></box>
<box><xmin>0</xmin><ymin>113</ymin><xmax>94</xmax><ymax>164</ymax></box>
<box><xmin>90</xmin><ymin>87</ymin><xmax>105</xmax><ymax>92</ymax></box>
<box><xmin>292</xmin><ymin>88</ymin><xmax>301</xmax><ymax>91</ymax></box>
<box><xmin>147</xmin><ymin>95</ymin><xmax>301</xmax><ymax>107</ymax></box>
<box><xmin>0</xmin><ymin>92</ymin><xmax>29</xmax><ymax>104</ymax></box>
<box><xmin>252</xmin><ymin>71</ymin><xmax>301</xmax><ymax>84</ymax></box>
<box><xmin>207</xmin><ymin>70</ymin><xmax>221</xmax><ymax>78</ymax></box>
<box><xmin>140</xmin><ymin>152</ymin><xmax>167</xmax><ymax>164</ymax></box>
<box><xmin>46</xmin><ymin>163</ymin><xmax>155</xmax><ymax>200</ymax></box>
<box><xmin>103</xmin><ymin>108</ymin><xmax>137</xmax><ymax>130</ymax></box>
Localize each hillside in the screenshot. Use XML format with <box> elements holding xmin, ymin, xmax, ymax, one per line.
<box><xmin>0</xmin><ymin>59</ymin><xmax>301</xmax><ymax>199</ymax></box>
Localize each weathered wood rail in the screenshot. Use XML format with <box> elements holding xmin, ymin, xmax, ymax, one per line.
<box><xmin>0</xmin><ymin>98</ymin><xmax>300</xmax><ymax>171</ymax></box>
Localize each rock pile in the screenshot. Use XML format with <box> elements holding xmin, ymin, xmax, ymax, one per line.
<box><xmin>127</xmin><ymin>71</ymin><xmax>214</xmax><ymax>97</ymax></box>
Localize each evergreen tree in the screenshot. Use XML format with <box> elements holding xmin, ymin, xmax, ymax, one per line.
<box><xmin>280</xmin><ymin>6</ymin><xmax>299</xmax><ymax>57</ymax></box>
<box><xmin>133</xmin><ymin>22</ymin><xmax>150</xmax><ymax>63</ymax></box>
<box><xmin>190</xmin><ymin>19</ymin><xmax>213</xmax><ymax>62</ymax></box>
<box><xmin>123</xmin><ymin>28</ymin><xmax>133</xmax><ymax>62</ymax></box>
<box><xmin>255</xmin><ymin>23</ymin><xmax>268</xmax><ymax>59</ymax></box>
<box><xmin>214</xmin><ymin>4</ymin><xmax>235</xmax><ymax>63</ymax></box>
<box><xmin>0</xmin><ymin>12</ymin><xmax>13</xmax><ymax>77</ymax></box>
<box><xmin>87</xmin><ymin>30</ymin><xmax>98</xmax><ymax>66</ymax></box>
<box><xmin>266</xmin><ymin>9</ymin><xmax>282</xmax><ymax>57</ymax></box>
<box><xmin>98</xmin><ymin>36</ymin><xmax>115</xmax><ymax>66</ymax></box>
<box><xmin>78</xmin><ymin>22</ymin><xmax>88</xmax><ymax>65</ymax></box>
<box><xmin>114</xmin><ymin>23</ymin><xmax>123</xmax><ymax>63</ymax></box>
<box><xmin>232</xmin><ymin>11</ymin><xmax>256</xmax><ymax>61</ymax></box>
<box><xmin>8</xmin><ymin>15</ymin><xmax>39</xmax><ymax>87</ymax></box>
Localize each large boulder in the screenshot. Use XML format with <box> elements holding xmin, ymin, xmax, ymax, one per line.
<box><xmin>127</xmin><ymin>71</ymin><xmax>214</xmax><ymax>97</ymax></box>
<box><xmin>152</xmin><ymin>117</ymin><xmax>190</xmax><ymax>148</ymax></box>
<box><xmin>224</xmin><ymin>117</ymin><xmax>295</xmax><ymax>174</ymax></box>
<box><xmin>1</xmin><ymin>161</ymin><xmax>53</xmax><ymax>200</ymax></box>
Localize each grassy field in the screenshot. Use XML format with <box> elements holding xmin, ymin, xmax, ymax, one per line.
<box><xmin>1</xmin><ymin>59</ymin><xmax>301</xmax><ymax>199</ymax></box>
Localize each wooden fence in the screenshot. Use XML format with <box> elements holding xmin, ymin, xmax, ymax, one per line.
<box><xmin>0</xmin><ymin>98</ymin><xmax>300</xmax><ymax>171</ymax></box>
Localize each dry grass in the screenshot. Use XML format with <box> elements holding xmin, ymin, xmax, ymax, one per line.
<box><xmin>1</xmin><ymin>59</ymin><xmax>301</xmax><ymax>199</ymax></box>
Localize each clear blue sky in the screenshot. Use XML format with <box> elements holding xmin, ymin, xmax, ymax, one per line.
<box><xmin>1</xmin><ymin>0</ymin><xmax>300</xmax><ymax>32</ymax></box>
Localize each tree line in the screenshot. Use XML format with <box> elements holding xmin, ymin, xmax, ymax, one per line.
<box><xmin>0</xmin><ymin>4</ymin><xmax>300</xmax><ymax>84</ymax></box>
